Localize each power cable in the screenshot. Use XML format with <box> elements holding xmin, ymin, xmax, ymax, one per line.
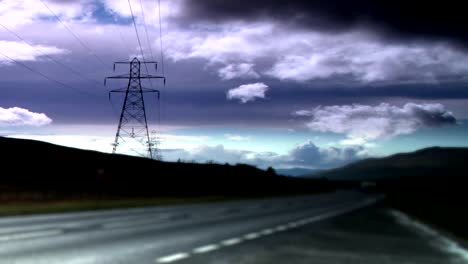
<box><xmin>39</xmin><ymin>0</ymin><xmax>107</xmax><ymax>66</ymax></box>
<box><xmin>157</xmin><ymin>0</ymin><xmax>165</xmax><ymax>76</ymax></box>
<box><xmin>0</xmin><ymin>23</ymin><xmax>104</xmax><ymax>89</ymax></box>
<box><xmin>139</xmin><ymin>0</ymin><xmax>155</xmax><ymax>61</ymax></box>
<box><xmin>157</xmin><ymin>0</ymin><xmax>165</xmax><ymax>129</ymax></box>
<box><xmin>0</xmin><ymin>51</ymin><xmax>100</xmax><ymax>98</ymax></box>
<box><xmin>127</xmin><ymin>0</ymin><xmax>153</xmax><ymax>88</ymax></box>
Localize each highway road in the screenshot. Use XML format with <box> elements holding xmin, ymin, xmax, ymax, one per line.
<box><xmin>0</xmin><ymin>191</ymin><xmax>461</xmax><ymax>264</ymax></box>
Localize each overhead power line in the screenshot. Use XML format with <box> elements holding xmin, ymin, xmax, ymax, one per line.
<box><xmin>127</xmin><ymin>0</ymin><xmax>153</xmax><ymax>89</ymax></box>
<box><xmin>127</xmin><ymin>0</ymin><xmax>147</xmax><ymax>64</ymax></box>
<box><xmin>39</xmin><ymin>0</ymin><xmax>107</xmax><ymax>67</ymax></box>
<box><xmin>157</xmin><ymin>0</ymin><xmax>165</xmax><ymax>76</ymax></box>
<box><xmin>0</xmin><ymin>51</ymin><xmax>99</xmax><ymax>98</ymax></box>
<box><xmin>139</xmin><ymin>0</ymin><xmax>156</xmax><ymax>61</ymax></box>
<box><xmin>0</xmin><ymin>23</ymin><xmax>103</xmax><ymax>89</ymax></box>
<box><xmin>157</xmin><ymin>0</ymin><xmax>166</xmax><ymax>127</ymax></box>
<box><xmin>113</xmin><ymin>23</ymin><xmax>132</xmax><ymax>55</ymax></box>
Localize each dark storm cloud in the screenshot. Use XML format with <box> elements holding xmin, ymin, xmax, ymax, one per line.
<box><xmin>289</xmin><ymin>141</ymin><xmax>363</xmax><ymax>168</ymax></box>
<box><xmin>183</xmin><ymin>0</ymin><xmax>468</xmax><ymax>45</ymax></box>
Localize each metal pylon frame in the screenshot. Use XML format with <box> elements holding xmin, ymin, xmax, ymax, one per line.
<box><xmin>105</xmin><ymin>57</ymin><xmax>165</xmax><ymax>159</ymax></box>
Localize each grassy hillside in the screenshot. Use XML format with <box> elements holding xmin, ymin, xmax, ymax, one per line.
<box><xmin>0</xmin><ymin>137</ymin><xmax>333</xmax><ymax>204</ymax></box>
<box><xmin>275</xmin><ymin>167</ymin><xmax>322</xmax><ymax>177</ymax></box>
<box><xmin>314</xmin><ymin>146</ymin><xmax>468</xmax><ymax>240</ymax></box>
<box><xmin>315</xmin><ymin>146</ymin><xmax>468</xmax><ymax>180</ymax></box>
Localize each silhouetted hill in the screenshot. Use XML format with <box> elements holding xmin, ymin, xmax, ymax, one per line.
<box><xmin>275</xmin><ymin>168</ymin><xmax>322</xmax><ymax>177</ymax></box>
<box><xmin>0</xmin><ymin>137</ymin><xmax>332</xmax><ymax>201</ymax></box>
<box><xmin>312</xmin><ymin>146</ymin><xmax>468</xmax><ymax>239</ymax></box>
<box><xmin>314</xmin><ymin>146</ymin><xmax>468</xmax><ymax>181</ymax></box>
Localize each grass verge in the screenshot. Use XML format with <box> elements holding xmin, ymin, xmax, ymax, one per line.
<box><xmin>0</xmin><ymin>196</ymin><xmax>244</xmax><ymax>217</ymax></box>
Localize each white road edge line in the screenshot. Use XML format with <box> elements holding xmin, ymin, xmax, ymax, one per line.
<box><xmin>192</xmin><ymin>244</ymin><xmax>220</xmax><ymax>254</ymax></box>
<box><xmin>156</xmin><ymin>253</ymin><xmax>190</xmax><ymax>263</ymax></box>
<box><xmin>0</xmin><ymin>229</ymin><xmax>63</xmax><ymax>242</ymax></box>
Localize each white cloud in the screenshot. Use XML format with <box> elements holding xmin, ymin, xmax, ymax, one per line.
<box><xmin>102</xmin><ymin>0</ymin><xmax>183</xmax><ymax>23</ymax></box>
<box><xmin>0</xmin><ymin>41</ymin><xmax>67</xmax><ymax>64</ymax></box>
<box><xmin>7</xmin><ymin>124</ymin><xmax>364</xmax><ymax>169</ymax></box>
<box><xmin>224</xmin><ymin>134</ymin><xmax>251</xmax><ymax>141</ymax></box>
<box><xmin>161</xmin><ymin>141</ymin><xmax>364</xmax><ymax>169</ymax></box>
<box><xmin>294</xmin><ymin>109</ymin><xmax>315</xmax><ymax>116</ymax></box>
<box><xmin>340</xmin><ymin>137</ymin><xmax>368</xmax><ymax>146</ymax></box>
<box><xmin>164</xmin><ymin>21</ymin><xmax>468</xmax><ymax>83</ymax></box>
<box><xmin>166</xmin><ymin>22</ymin><xmax>274</xmax><ymax>64</ymax></box>
<box><xmin>296</xmin><ymin>103</ymin><xmax>457</xmax><ymax>142</ymax></box>
<box><xmin>227</xmin><ymin>82</ymin><xmax>269</xmax><ymax>103</ymax></box>
<box><xmin>0</xmin><ymin>0</ymin><xmax>183</xmax><ymax>74</ymax></box>
<box><xmin>265</xmin><ymin>38</ymin><xmax>468</xmax><ymax>83</ymax></box>
<box><xmin>2</xmin><ymin>0</ymin><xmax>467</xmax><ymax>85</ymax></box>
<box><xmin>218</xmin><ymin>63</ymin><xmax>260</xmax><ymax>80</ymax></box>
<box><xmin>159</xmin><ymin>134</ymin><xmax>209</xmax><ymax>142</ymax></box>
<box><xmin>288</xmin><ymin>141</ymin><xmax>365</xmax><ymax>168</ymax></box>
<box><xmin>0</xmin><ymin>107</ymin><xmax>52</xmax><ymax>126</ymax></box>
<box><xmin>162</xmin><ymin>144</ymin><xmax>248</xmax><ymax>164</ymax></box>
<box><xmin>0</xmin><ymin>0</ymin><xmax>92</xmax><ymax>28</ymax></box>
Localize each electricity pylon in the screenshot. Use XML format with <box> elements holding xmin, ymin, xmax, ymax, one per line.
<box><xmin>150</xmin><ymin>130</ymin><xmax>163</xmax><ymax>161</ymax></box>
<box><xmin>105</xmin><ymin>57</ymin><xmax>165</xmax><ymax>159</ymax></box>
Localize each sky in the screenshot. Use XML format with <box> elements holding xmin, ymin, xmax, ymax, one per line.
<box><xmin>1</xmin><ymin>0</ymin><xmax>467</xmax><ymax>171</ymax></box>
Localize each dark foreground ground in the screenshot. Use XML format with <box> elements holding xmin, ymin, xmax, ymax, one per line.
<box><xmin>1</xmin><ymin>191</ymin><xmax>466</xmax><ymax>264</ymax></box>
<box><xmin>183</xmin><ymin>205</ymin><xmax>467</xmax><ymax>264</ymax></box>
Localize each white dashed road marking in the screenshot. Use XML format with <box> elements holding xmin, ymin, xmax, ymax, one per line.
<box><xmin>221</xmin><ymin>238</ymin><xmax>242</xmax><ymax>246</ymax></box>
<box><xmin>244</xmin><ymin>232</ymin><xmax>260</xmax><ymax>240</ymax></box>
<box><xmin>192</xmin><ymin>244</ymin><xmax>219</xmax><ymax>254</ymax></box>
<box><xmin>275</xmin><ymin>225</ymin><xmax>287</xmax><ymax>232</ymax></box>
<box><xmin>154</xmin><ymin>197</ymin><xmax>383</xmax><ymax>263</ymax></box>
<box><xmin>260</xmin><ymin>228</ymin><xmax>274</xmax><ymax>235</ymax></box>
<box><xmin>156</xmin><ymin>253</ymin><xmax>190</xmax><ymax>263</ymax></box>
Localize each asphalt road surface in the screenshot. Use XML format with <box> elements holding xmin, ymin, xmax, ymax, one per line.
<box><xmin>0</xmin><ymin>191</ymin><xmax>463</xmax><ymax>264</ymax></box>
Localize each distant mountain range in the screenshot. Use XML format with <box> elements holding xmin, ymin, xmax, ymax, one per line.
<box><xmin>312</xmin><ymin>146</ymin><xmax>468</xmax><ymax>181</ymax></box>
<box><xmin>318</xmin><ymin>146</ymin><xmax>468</xmax><ymax>240</ymax></box>
<box><xmin>275</xmin><ymin>167</ymin><xmax>322</xmax><ymax>177</ymax></box>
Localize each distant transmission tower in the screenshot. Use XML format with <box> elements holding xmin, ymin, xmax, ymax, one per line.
<box><xmin>105</xmin><ymin>57</ymin><xmax>165</xmax><ymax>159</ymax></box>
<box><xmin>150</xmin><ymin>130</ymin><xmax>163</xmax><ymax>161</ymax></box>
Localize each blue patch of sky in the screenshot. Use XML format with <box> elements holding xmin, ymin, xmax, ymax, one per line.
<box><xmin>91</xmin><ymin>0</ymin><xmax>132</xmax><ymax>25</ymax></box>
<box><xmin>36</xmin><ymin>1</ymin><xmax>132</xmax><ymax>25</ymax></box>
<box><xmin>36</xmin><ymin>14</ymin><xmax>58</xmax><ymax>23</ymax></box>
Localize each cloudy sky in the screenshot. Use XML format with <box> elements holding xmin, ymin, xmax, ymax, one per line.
<box><xmin>1</xmin><ymin>0</ymin><xmax>467</xmax><ymax>171</ymax></box>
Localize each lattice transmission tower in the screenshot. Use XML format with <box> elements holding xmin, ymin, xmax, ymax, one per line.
<box><xmin>105</xmin><ymin>57</ymin><xmax>165</xmax><ymax>159</ymax></box>
<box><xmin>150</xmin><ymin>130</ymin><xmax>163</xmax><ymax>161</ymax></box>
